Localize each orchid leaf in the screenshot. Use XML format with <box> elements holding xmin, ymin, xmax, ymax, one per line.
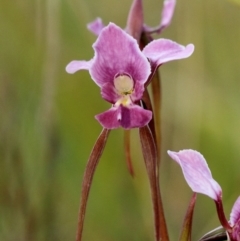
<box><xmin>124</xmin><ymin>130</ymin><xmax>134</xmax><ymax>177</ymax></box>
<box><xmin>179</xmin><ymin>193</ymin><xmax>197</xmax><ymax>241</ymax></box>
<box><xmin>76</xmin><ymin>128</ymin><xmax>110</xmax><ymax>241</ymax></box>
<box><xmin>139</xmin><ymin>125</ymin><xmax>169</xmax><ymax>241</ymax></box>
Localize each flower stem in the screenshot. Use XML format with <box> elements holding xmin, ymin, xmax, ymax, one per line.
<box><xmin>215</xmin><ymin>199</ymin><xmax>232</xmax><ymax>233</ymax></box>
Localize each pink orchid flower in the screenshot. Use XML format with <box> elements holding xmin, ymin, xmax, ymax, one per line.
<box><xmin>66</xmin><ymin>23</ymin><xmax>194</xmax><ymax>129</ymax></box>
<box><xmin>168</xmin><ymin>149</ymin><xmax>240</xmax><ymax>241</ymax></box>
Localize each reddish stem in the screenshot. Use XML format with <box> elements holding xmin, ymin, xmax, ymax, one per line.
<box><xmin>215</xmin><ymin>199</ymin><xmax>232</xmax><ymax>233</ymax></box>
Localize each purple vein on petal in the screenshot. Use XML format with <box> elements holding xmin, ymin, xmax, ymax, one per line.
<box><xmin>90</xmin><ymin>23</ymin><xmax>151</xmax><ymax>87</ymax></box>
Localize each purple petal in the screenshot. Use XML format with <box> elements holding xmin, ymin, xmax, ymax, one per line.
<box><xmin>142</xmin><ymin>39</ymin><xmax>194</xmax><ymax>68</ymax></box>
<box><xmin>144</xmin><ymin>0</ymin><xmax>176</xmax><ymax>34</ymax></box>
<box><xmin>95</xmin><ymin>104</ymin><xmax>152</xmax><ymax>129</ymax></box>
<box><xmin>167</xmin><ymin>150</ymin><xmax>222</xmax><ymax>201</ymax></box>
<box><xmin>66</xmin><ymin>60</ymin><xmax>92</xmax><ymax>74</ymax></box>
<box><xmin>131</xmin><ymin>81</ymin><xmax>145</xmax><ymax>102</ymax></box>
<box><xmin>120</xmin><ymin>105</ymin><xmax>152</xmax><ymax>129</ymax></box>
<box><xmin>90</xmin><ymin>23</ymin><xmax>151</xmax><ymax>87</ymax></box>
<box><xmin>100</xmin><ymin>82</ymin><xmax>119</xmax><ymax>103</ymax></box>
<box><xmin>87</xmin><ymin>18</ymin><xmax>105</xmax><ymax>36</ymax></box>
<box><xmin>232</xmin><ymin>222</ymin><xmax>240</xmax><ymax>241</ymax></box>
<box><xmin>230</xmin><ymin>197</ymin><xmax>240</xmax><ymax>226</ymax></box>
<box><xmin>95</xmin><ymin>107</ymin><xmax>121</xmax><ymax>129</ymax></box>
<box><xmin>231</xmin><ymin>206</ymin><xmax>240</xmax><ymax>241</ymax></box>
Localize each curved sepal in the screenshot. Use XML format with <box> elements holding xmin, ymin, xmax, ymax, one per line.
<box><xmin>76</xmin><ymin>128</ymin><xmax>110</xmax><ymax>241</ymax></box>
<box><xmin>179</xmin><ymin>193</ymin><xmax>197</xmax><ymax>241</ymax></box>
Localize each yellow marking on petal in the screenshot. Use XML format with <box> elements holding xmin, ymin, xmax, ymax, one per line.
<box><xmin>114</xmin><ymin>75</ymin><xmax>134</xmax><ymax>95</ymax></box>
<box><xmin>115</xmin><ymin>95</ymin><xmax>132</xmax><ymax>107</ymax></box>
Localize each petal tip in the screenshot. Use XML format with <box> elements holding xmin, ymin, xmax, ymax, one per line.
<box><xmin>186</xmin><ymin>43</ymin><xmax>195</xmax><ymax>56</ymax></box>
<box><xmin>65</xmin><ymin>60</ymin><xmax>92</xmax><ymax>74</ymax></box>
<box><xmin>65</xmin><ymin>62</ymin><xmax>76</xmax><ymax>74</ymax></box>
<box><xmin>87</xmin><ymin>17</ymin><xmax>105</xmax><ymax>36</ymax></box>
<box><xmin>167</xmin><ymin>150</ymin><xmax>176</xmax><ymax>157</ymax></box>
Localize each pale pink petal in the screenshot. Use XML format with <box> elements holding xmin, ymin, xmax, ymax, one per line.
<box><xmin>87</xmin><ymin>18</ymin><xmax>105</xmax><ymax>36</ymax></box>
<box><xmin>158</xmin><ymin>0</ymin><xmax>176</xmax><ymax>33</ymax></box>
<box><xmin>230</xmin><ymin>197</ymin><xmax>240</xmax><ymax>226</ymax></box>
<box><xmin>90</xmin><ymin>23</ymin><xmax>151</xmax><ymax>87</ymax></box>
<box><xmin>95</xmin><ymin>104</ymin><xmax>152</xmax><ymax>129</ymax></box>
<box><xmin>167</xmin><ymin>150</ymin><xmax>222</xmax><ymax>201</ymax></box>
<box><xmin>144</xmin><ymin>0</ymin><xmax>176</xmax><ymax>34</ymax></box>
<box><xmin>66</xmin><ymin>60</ymin><xmax>93</xmax><ymax>74</ymax></box>
<box><xmin>142</xmin><ymin>39</ymin><xmax>194</xmax><ymax>68</ymax></box>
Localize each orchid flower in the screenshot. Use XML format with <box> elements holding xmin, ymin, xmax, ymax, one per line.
<box><xmin>66</xmin><ymin>23</ymin><xmax>194</xmax><ymax>129</ymax></box>
<box><xmin>66</xmin><ymin>1</ymin><xmax>194</xmax><ymax>241</ymax></box>
<box><xmin>168</xmin><ymin>149</ymin><xmax>240</xmax><ymax>241</ymax></box>
<box><xmin>88</xmin><ymin>0</ymin><xmax>176</xmax><ymax>37</ymax></box>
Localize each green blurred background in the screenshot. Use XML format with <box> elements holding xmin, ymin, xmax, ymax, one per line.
<box><xmin>1</xmin><ymin>0</ymin><xmax>240</xmax><ymax>240</ymax></box>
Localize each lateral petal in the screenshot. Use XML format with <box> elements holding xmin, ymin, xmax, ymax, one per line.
<box><xmin>100</xmin><ymin>82</ymin><xmax>119</xmax><ymax>104</ymax></box>
<box><xmin>143</xmin><ymin>39</ymin><xmax>194</xmax><ymax>68</ymax></box>
<box><xmin>66</xmin><ymin>60</ymin><xmax>93</xmax><ymax>74</ymax></box>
